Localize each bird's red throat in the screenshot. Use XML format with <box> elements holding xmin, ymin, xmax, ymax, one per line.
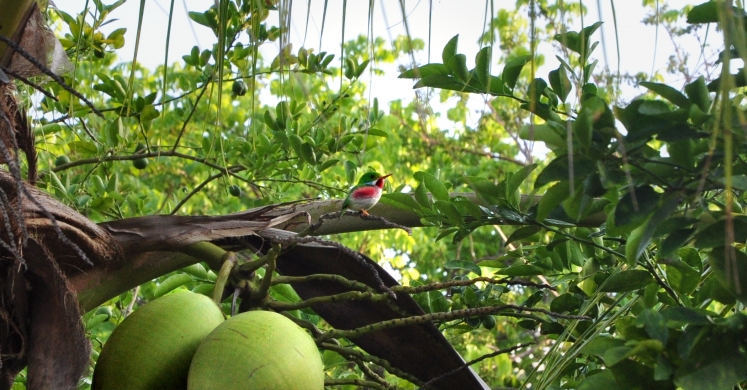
<box><xmin>352</xmin><ymin>186</ymin><xmax>380</xmax><ymax>199</ymax></box>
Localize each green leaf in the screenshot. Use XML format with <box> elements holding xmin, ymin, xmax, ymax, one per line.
<box><xmin>379</xmin><ymin>193</ymin><xmax>421</xmax><ymax>212</ymax></box>
<box><xmin>140</xmin><ymin>104</ymin><xmax>160</xmax><ymax>122</ymax></box>
<box><xmin>573</xmin><ymin>102</ymin><xmax>593</xmax><ymax>149</ymax></box>
<box><xmin>435</xmin><ymin>227</ymin><xmax>459</xmax><ymax>242</ymax></box>
<box><xmin>639</xmin><ymin>81</ymin><xmax>691</xmax><ymax>108</ymax></box>
<box><xmin>318</xmin><ymin>159</ymin><xmax>339</xmax><ymax>172</ymax></box>
<box><xmin>629</xmin><ymin>194</ymin><xmax>680</xmax><ymax>264</ymax></box>
<box><xmin>86</xmin><ymin>314</ymin><xmax>110</xmax><ymax>330</ymax></box>
<box><xmin>638</xmin><ymin>100</ymin><xmax>671</xmax><ymax>115</ymax></box>
<box><xmin>522</xmin><ymin>291</ymin><xmax>545</xmax><ymax>307</ymax></box>
<box><xmin>506</xmin><ymin>226</ymin><xmax>542</xmax><ymax>245</ymax></box>
<box><xmin>554</xmin><ymin>30</ymin><xmax>582</xmax><ymax>54</ymax></box>
<box><xmin>518</xmin><ymin>122</ymin><xmax>566</xmax><ymax>151</ymax></box>
<box><xmin>581</xmin><ymin>336</ymin><xmax>627</xmax><ymax>357</ymax></box>
<box><xmin>434</xmin><ymin>200</ymin><xmax>463</xmax><ymax>227</ymax></box>
<box><xmin>446</xmin><ymin>54</ymin><xmax>470</xmax><ymax>83</ymax></box>
<box><xmin>520</xmin><ymin>100</ymin><xmax>562</xmax><ymax>122</ymax></box>
<box><xmin>581</xmin><ymin>22</ymin><xmax>604</xmax><ymax>49</ymax></box>
<box><xmin>412</xmin><ymin>74</ymin><xmax>464</xmax><ymax>90</ymax></box>
<box><xmin>486</xmin><ymin>76</ymin><xmax>508</xmax><ymax>95</ymax></box>
<box><xmin>599</xmin><ymin>270</ymin><xmax>654</xmax><ymax>292</ymax></box>
<box><xmin>686</xmin><ymin>1</ymin><xmax>720</xmax><ymax>24</ymax></box>
<box><xmin>494</xmin><ymin>264</ymin><xmax>544</xmax><ymax>276</ymax></box>
<box><xmin>69</xmin><ymin>141</ymin><xmax>98</xmax><ymax>155</ymax></box>
<box><xmin>540</xmin><ymin>321</ymin><xmax>565</xmax><ymax>335</ymax></box>
<box><xmin>442</xmin><ymin>35</ymin><xmax>459</xmax><ymax>64</ymax></box>
<box><xmin>344</xmin><ymin>160</ymin><xmax>357</xmax><ymax>185</ymax></box>
<box><xmin>467</xmin><ymin>177</ymin><xmax>503</xmax><ymax>203</ymax></box>
<box><xmin>399</xmin><ymin>64</ymin><xmax>450</xmax><ymax>79</ymax></box>
<box><xmin>343</xmin><ymin>58</ymin><xmax>356</xmax><ymax>80</ymax></box>
<box><xmin>660</xmin><ymin>228</ymin><xmax>696</xmax><ymax>257</ymax></box>
<box><xmin>104</xmin><ymin>118</ymin><xmax>121</xmax><ymax>147</ymax></box>
<box><xmin>270</xmin><ymin>283</ymin><xmax>301</xmax><ymax>303</ymax></box>
<box><xmin>506</xmin><ymin>164</ymin><xmax>537</xmax><ymax>200</ymax></box>
<box><xmin>288</xmin><ymin>133</ymin><xmax>303</xmax><ymax>157</ymax></box>
<box><xmin>451</xmin><ymin>196</ymin><xmax>485</xmax><ymax>221</ymax></box>
<box><xmin>602</xmin><ymin>346</ymin><xmax>635</xmax><ymax>366</ymax></box>
<box><xmin>414</xmin><ymin>289</ymin><xmax>433</xmax><ymax>313</ymax></box>
<box><xmin>549</xmin><ymin>65</ymin><xmax>572</xmax><ymax>102</ymax></box>
<box><xmin>674</xmin><ymin>332</ymin><xmax>747</xmax><ymax>390</ymax></box>
<box><xmin>536</xmin><ymin>181</ymin><xmax>570</xmax><ymax>222</ymax></box>
<box><xmin>415</xmin><ymin>183</ymin><xmax>432</xmax><ymax>209</ymax></box>
<box><xmin>535</xmin><ymin>154</ymin><xmax>595</xmax><ymax>188</ymax></box>
<box><xmin>106</xmin><ymin>28</ymin><xmax>126</xmax><ymax>49</ymax></box>
<box><xmin>665</xmin><ymin>249</ymin><xmax>702</xmax><ymax>296</ymax></box>
<box><xmin>463</xmin><ymin>287</ymin><xmax>478</xmax><ymax>307</ymax></box>
<box><xmin>263</xmin><ymin>110</ymin><xmax>278</xmax><ymax>131</ymax></box>
<box><xmin>501</xmin><ymin>55</ymin><xmax>531</xmax><ymax>91</ymax></box>
<box><xmin>188</xmin><ymin>11</ymin><xmax>211</xmax><ymax>27</ymax></box>
<box><xmin>554</xmin><ymin>22</ymin><xmax>603</xmax><ymax>57</ymax></box>
<box><xmin>355</xmin><ymin>59</ymin><xmax>370</xmax><ymax>78</ymax></box>
<box><xmin>550</xmin><ymin>293</ymin><xmax>583</xmax><ymax>313</ymax></box>
<box><xmin>614</xmin><ymin>186</ymin><xmax>661</xmax><ymax>228</ymax></box>
<box><xmin>708</xmin><ymin>247</ymin><xmax>747</xmax><ymax>305</ymax></box>
<box><xmin>694</xmin><ymin>218</ymin><xmax>747</xmax><ymax>248</ymax></box>
<box><xmin>429</xmin><ymin>290</ymin><xmax>450</xmax><ymax>312</ymax></box>
<box><xmin>474</xmin><ymin>46</ymin><xmax>491</xmax><ymax>87</ymax></box>
<box><xmin>636</xmin><ymin>309</ymin><xmax>669</xmax><ymax>345</ymax></box>
<box><xmin>422</xmin><ymin>172</ymin><xmax>450</xmax><ymax>201</ymax></box>
<box><xmin>365</xmin><ymin>128</ymin><xmax>388</xmax><ymax>138</ymax></box>
<box><xmin>684</xmin><ymin>76</ymin><xmax>711</xmax><ymax>112</ymax></box>
<box><xmin>154</xmin><ymin>273</ymin><xmax>193</xmax><ymax>298</ymax></box>
<box><xmin>444</xmin><ymin>260</ymin><xmax>482</xmax><ymax>276</ymax></box>
<box><xmin>181</xmin><ymin>263</ymin><xmax>207</xmax><ymax>279</ymax></box>
<box><xmin>661</xmin><ymin>306</ymin><xmax>711</xmax><ymax>327</ymax></box>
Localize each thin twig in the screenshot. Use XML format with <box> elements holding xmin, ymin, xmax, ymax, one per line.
<box><xmin>273</xmin><ymin>274</ymin><xmax>375</xmax><ymax>293</ymax></box>
<box><xmin>349</xmin><ymin>356</ymin><xmax>395</xmax><ymax>389</ymax></box>
<box><xmin>316</xmin><ymin>305</ymin><xmax>591</xmax><ymax>344</ymax></box>
<box><xmin>324</xmin><ymin>378</ymin><xmax>387</xmax><ymax>390</ymax></box>
<box><xmin>170</xmin><ymin>166</ymin><xmax>244</xmax><ymax>214</ymax></box>
<box><xmin>392</xmin><ymin>277</ymin><xmax>556</xmax><ymax>295</ymax></box>
<box><xmin>319</xmin><ymin>342</ymin><xmax>423</xmax><ymax>385</ymax></box>
<box><xmin>267</xmin><ymin>290</ymin><xmax>389</xmax><ymax>312</ymax></box>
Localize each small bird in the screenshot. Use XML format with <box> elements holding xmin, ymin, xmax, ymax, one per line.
<box><xmin>339</xmin><ymin>171</ymin><xmax>392</xmax><ymax>220</ymax></box>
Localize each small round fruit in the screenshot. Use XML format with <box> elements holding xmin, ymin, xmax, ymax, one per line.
<box><xmin>480</xmin><ymin>315</ymin><xmax>496</xmax><ymax>330</ymax></box>
<box><xmin>92</xmin><ymin>292</ymin><xmax>225</xmax><ymax>390</ymax></box>
<box><xmin>232</xmin><ymin>80</ymin><xmax>248</xmax><ymax>96</ymax></box>
<box><xmin>55</xmin><ymin>155</ymin><xmax>70</xmax><ymax>167</ymax></box>
<box><xmin>229</xmin><ymin>184</ymin><xmax>242</xmax><ymax>197</ymax></box>
<box><xmin>188</xmin><ymin>310</ymin><xmax>323</xmax><ymax>390</ymax></box>
<box><xmin>466</xmin><ymin>316</ymin><xmax>481</xmax><ymax>328</ymax></box>
<box><xmin>132</xmin><ymin>158</ymin><xmax>148</xmax><ymax>170</ymax></box>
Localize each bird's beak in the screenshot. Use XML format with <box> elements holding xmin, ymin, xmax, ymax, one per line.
<box><xmin>381</xmin><ymin>174</ymin><xmax>393</xmax><ymax>180</ymax></box>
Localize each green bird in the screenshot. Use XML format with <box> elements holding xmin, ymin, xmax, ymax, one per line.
<box><xmin>339</xmin><ymin>171</ymin><xmax>392</xmax><ymax>220</ymax></box>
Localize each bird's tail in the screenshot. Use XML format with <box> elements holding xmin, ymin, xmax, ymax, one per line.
<box><xmin>338</xmin><ymin>209</ymin><xmax>344</xmax><ymax>220</ymax></box>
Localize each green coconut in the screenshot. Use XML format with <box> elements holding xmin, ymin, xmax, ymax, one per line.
<box><xmin>187</xmin><ymin>310</ymin><xmax>324</xmax><ymax>390</ymax></box>
<box><xmin>92</xmin><ymin>292</ymin><xmax>225</xmax><ymax>390</ymax></box>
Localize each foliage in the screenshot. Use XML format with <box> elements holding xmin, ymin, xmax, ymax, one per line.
<box><xmin>7</xmin><ymin>0</ymin><xmax>747</xmax><ymax>389</ymax></box>
<box><xmin>399</xmin><ymin>1</ymin><xmax>747</xmax><ymax>389</ymax></box>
